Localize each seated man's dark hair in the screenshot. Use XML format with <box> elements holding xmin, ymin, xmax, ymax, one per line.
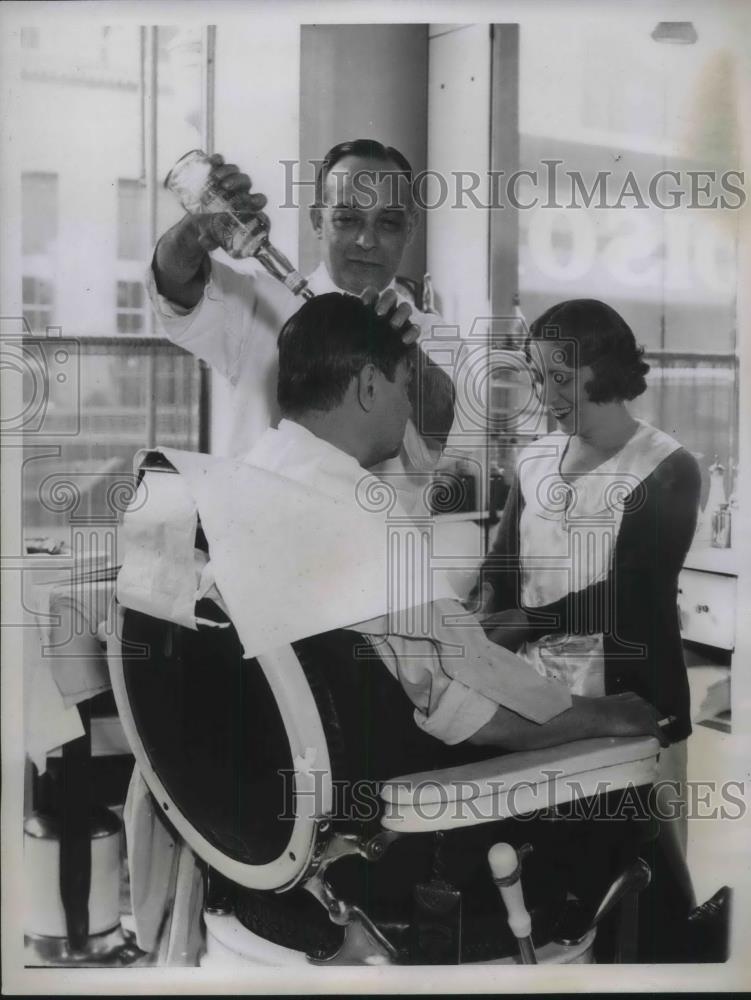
<box><xmin>314</xmin><ymin>138</ymin><xmax>414</xmax><ymax>209</ymax></box>
<box><xmin>277</xmin><ymin>293</ymin><xmax>414</xmax><ymax>416</ymax></box>
<box><xmin>527</xmin><ymin>298</ymin><xmax>650</xmax><ymax>403</ymax></box>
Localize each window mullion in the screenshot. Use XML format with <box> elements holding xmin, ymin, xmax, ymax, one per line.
<box><xmin>142</xmin><ymin>26</ymin><xmax>159</xmax><ymax>444</ymax></box>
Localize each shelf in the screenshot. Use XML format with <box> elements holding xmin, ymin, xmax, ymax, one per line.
<box><xmin>683</xmin><ymin>546</ymin><xmax>738</xmax><ymax>577</ymax></box>
<box><xmin>432</xmin><ymin>510</ymin><xmax>491</xmax><ymax>524</ymax></box>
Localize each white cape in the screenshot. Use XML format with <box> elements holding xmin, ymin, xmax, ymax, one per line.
<box><xmin>117</xmin><ymin>447</ymin><xmax>458</xmax><ymax>660</ymax></box>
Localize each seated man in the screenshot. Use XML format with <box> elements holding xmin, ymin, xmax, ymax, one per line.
<box><xmin>240</xmin><ymin>290</ymin><xmax>667</xmax><ymax>754</ymax></box>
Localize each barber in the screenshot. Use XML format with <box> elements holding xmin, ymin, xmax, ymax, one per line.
<box><xmin>148</xmin><ymin>139</ymin><xmax>455</xmax><ymax>509</ymax></box>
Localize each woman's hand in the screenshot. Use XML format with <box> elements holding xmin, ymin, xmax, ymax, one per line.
<box><xmin>483</xmin><ymin>607</ymin><xmax>532</xmax><ymax>652</ymax></box>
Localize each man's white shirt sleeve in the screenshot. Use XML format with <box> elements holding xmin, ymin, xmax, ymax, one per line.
<box><xmin>412</xmin><ymin>678</ymin><xmax>499</xmax><ymax>745</ymax></box>
<box><xmin>369</xmin><ymin>633</ymin><xmax>498</xmax><ymax>745</ymax></box>
<box><xmin>145</xmin><ymin>256</ymin><xmax>262</xmax><ymax>385</ymax></box>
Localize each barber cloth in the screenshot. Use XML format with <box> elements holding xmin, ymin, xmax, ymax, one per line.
<box><xmin>118</xmin><ymin>445</ymin><xmax>455</xmax><ymax>658</ymax></box>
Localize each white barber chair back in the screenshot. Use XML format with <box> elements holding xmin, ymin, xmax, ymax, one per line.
<box><xmin>109</xmin><ymin>601</ymin><xmax>333</xmax><ymax>893</ymax></box>
<box><xmin>108</xmin><ymin>454</ymin><xmax>662</xmax><ymax>967</ymax></box>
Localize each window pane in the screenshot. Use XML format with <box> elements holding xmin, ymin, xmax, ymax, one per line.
<box><xmin>631</xmin><ymin>357</ymin><xmax>738</xmax><ymax>500</ymax></box>
<box><xmin>116</xmin><ymin>312</ymin><xmax>145</xmax><ymax>334</ymax></box>
<box><xmin>22</xmin><ymin>341</ymin><xmax>201</xmax><ymax>542</ymax></box>
<box><xmin>117</xmin><ymin>179</ymin><xmax>148</xmax><ymax>260</ymax></box>
<box><xmin>24</xmin><ymin>309</ymin><xmax>52</xmax><ymax>333</ymax></box>
<box><xmin>22</xmin><ymin>172</ymin><xmax>58</xmax><ymax>255</ymax></box>
<box><xmin>38</xmin><ymin>279</ymin><xmax>53</xmax><ymax>305</ymax></box>
<box><xmin>21</xmin><ymin>26</ymin><xmax>40</xmax><ymax>49</ymax></box>
<box><xmin>116</xmin><ymin>280</ymin><xmax>145</xmax><ymax>333</ymax></box>
<box><xmin>22</xmin><ymin>276</ymin><xmax>55</xmax><ymax>332</ymax></box>
<box><xmin>156</xmin><ymin>25</ymin><xmax>207</xmax><ymax>236</ymax></box>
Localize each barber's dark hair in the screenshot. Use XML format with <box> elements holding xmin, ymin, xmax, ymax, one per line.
<box><xmin>527</xmin><ymin>299</ymin><xmax>650</xmax><ymax>403</ymax></box>
<box><xmin>314</xmin><ymin>138</ymin><xmax>414</xmax><ymax>209</ymax></box>
<box><xmin>277</xmin><ymin>292</ymin><xmax>413</xmax><ymax>416</ymax></box>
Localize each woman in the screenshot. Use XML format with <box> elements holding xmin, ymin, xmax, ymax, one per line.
<box><xmin>477</xmin><ymin>298</ymin><xmax>702</xmax><ymax>956</ymax></box>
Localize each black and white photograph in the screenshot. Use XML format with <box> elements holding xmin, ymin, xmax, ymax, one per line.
<box><xmin>1</xmin><ymin>0</ymin><xmax>750</xmax><ymax>993</ymax></box>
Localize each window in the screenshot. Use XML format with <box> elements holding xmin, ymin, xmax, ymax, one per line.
<box><xmin>99</xmin><ymin>26</ymin><xmax>111</xmax><ymax>67</ymax></box>
<box><xmin>632</xmin><ymin>355</ymin><xmax>739</xmax><ymax>496</ymax></box>
<box><xmin>22</xmin><ymin>173</ymin><xmax>58</xmax><ymax>333</ymax></box>
<box><xmin>21</xmin><ymin>340</ymin><xmax>202</xmax><ymax>533</ymax></box>
<box><xmin>117</xmin><ymin>179</ymin><xmax>148</xmax><ymax>260</ymax></box>
<box><xmin>22</xmin><ymin>276</ymin><xmax>54</xmax><ymax>332</ymax></box>
<box><xmin>517</xmin><ymin>13</ymin><xmax>740</xmax><ymax>486</ymax></box>
<box><xmin>551</xmin><ymin>225</ymin><xmax>574</xmax><ymax>263</ymax></box>
<box><xmin>18</xmin><ymin>25</ymin><xmax>209</xmax><ymax>552</ymax></box>
<box><xmin>21</xmin><ymin>27</ymin><xmax>39</xmax><ymax>49</ymax></box>
<box><xmin>22</xmin><ymin>172</ymin><xmax>58</xmax><ymax>256</ymax></box>
<box><xmin>116</xmin><ymin>280</ymin><xmax>145</xmax><ymax>334</ymax></box>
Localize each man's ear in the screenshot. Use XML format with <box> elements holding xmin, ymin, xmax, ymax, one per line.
<box><xmin>310</xmin><ymin>206</ymin><xmax>323</xmax><ymax>239</ymax></box>
<box><xmin>356</xmin><ymin>364</ymin><xmax>378</xmax><ymax>412</ymax></box>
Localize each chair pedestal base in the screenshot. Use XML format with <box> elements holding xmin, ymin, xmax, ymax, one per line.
<box><xmin>200</xmin><ymin>910</ymin><xmax>597</xmax><ymax>967</ymax></box>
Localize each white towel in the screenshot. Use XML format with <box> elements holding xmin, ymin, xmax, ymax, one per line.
<box><xmin>118</xmin><ymin>448</ymin><xmax>458</xmax><ymax>661</ymax></box>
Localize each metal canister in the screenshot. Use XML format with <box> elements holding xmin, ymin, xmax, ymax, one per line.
<box><xmin>24</xmin><ymin>808</ymin><xmax>122</xmax><ymax>938</ymax></box>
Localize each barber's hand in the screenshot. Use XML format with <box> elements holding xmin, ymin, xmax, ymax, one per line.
<box><xmin>182</xmin><ymin>153</ymin><xmax>269</xmax><ymax>254</ymax></box>
<box><xmin>592</xmin><ymin>692</ymin><xmax>670</xmax><ymax>747</ymax></box>
<box><xmin>464</xmin><ymin>582</ymin><xmax>495</xmax><ymax>616</ymax></box>
<box><xmin>360</xmin><ymin>286</ymin><xmax>421</xmax><ymax>345</ymax></box>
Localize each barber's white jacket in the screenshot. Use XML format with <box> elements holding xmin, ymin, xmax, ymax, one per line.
<box><xmin>146</xmin><ymin>258</ymin><xmax>448</xmax><ymax>511</ymax></box>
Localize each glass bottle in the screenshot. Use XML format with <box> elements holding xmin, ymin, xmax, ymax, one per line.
<box><xmin>706</xmin><ymin>456</ymin><xmax>727</xmax><ymax>517</ymax></box>
<box><xmin>165</xmin><ymin>149</ymin><xmax>313</xmax><ymax>300</ymax></box>
<box><xmin>711</xmin><ymin>503</ymin><xmax>731</xmax><ymax>549</ymax></box>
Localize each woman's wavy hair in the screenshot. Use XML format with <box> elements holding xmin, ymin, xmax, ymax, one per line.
<box><xmin>526</xmin><ymin>298</ymin><xmax>650</xmax><ymax>403</ymax></box>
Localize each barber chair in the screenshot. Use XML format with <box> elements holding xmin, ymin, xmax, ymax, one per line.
<box><xmin>107</xmin><ymin>458</ymin><xmax>663</xmax><ymax>967</ymax></box>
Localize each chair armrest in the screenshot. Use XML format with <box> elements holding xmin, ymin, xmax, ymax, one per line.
<box><xmin>379</xmin><ymin>736</ymin><xmax>660</xmax><ymax>833</ymax></box>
